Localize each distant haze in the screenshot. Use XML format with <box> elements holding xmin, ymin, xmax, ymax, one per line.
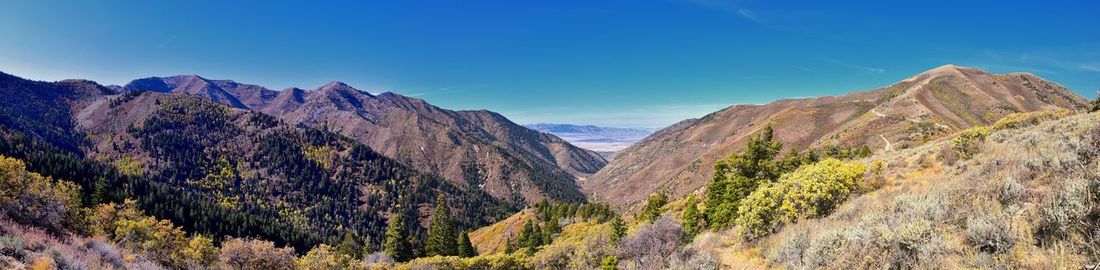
<box><xmin>525</xmin><ymin>123</ymin><xmax>654</xmax><ymax>153</ymax></box>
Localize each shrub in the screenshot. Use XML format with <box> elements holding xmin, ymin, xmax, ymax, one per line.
<box><xmin>399</xmin><ymin>253</ymin><xmax>528</xmax><ymax>270</ymax></box>
<box><xmin>951</xmin><ymin>126</ymin><xmax>990</xmax><ymax>159</ymax></box>
<box><xmin>991</xmin><ymin>109</ymin><xmax>1071</xmax><ymax>130</ymax></box>
<box><xmin>768</xmin><ymin>229</ymin><xmax>809</xmax><ymax>266</ymax></box>
<box><xmin>638</xmin><ymin>192</ymin><xmax>668</xmax><ymax>223</ymax></box>
<box><xmin>182</xmin><ymin>235</ymin><xmax>218</xmax><ymax>268</ymax></box>
<box><xmin>218</xmin><ymin>238</ymin><xmax>296</xmax><ymax>270</ymax></box>
<box><xmin>619</xmin><ymin>215</ymin><xmax>682</xmax><ymax>268</ymax></box>
<box><xmin>362</xmin><ymin>252</ymin><xmax>395</xmax><ymax>268</ymax></box>
<box><xmin>600</xmin><ymin>255</ymin><xmax>618</xmax><ymax>270</ymax></box>
<box><xmin>666</xmin><ymin>247</ymin><xmax>718</xmax><ymax>270</ymax></box>
<box><xmin>298</xmin><ymin>244</ymin><xmax>358</xmax><ymax>270</ymax></box>
<box><xmin>1037</xmin><ymin>178</ymin><xmax>1090</xmax><ymax>240</ymax></box>
<box><xmin>965</xmin><ymin>214</ymin><xmax>1016</xmax><ymax>253</ymax></box>
<box><xmin>997</xmin><ymin>177</ymin><xmax>1025</xmax><ymax>206</ymax></box>
<box><xmin>0</xmin><ymin>155</ymin><xmax>82</xmax><ymax>234</ymax></box>
<box><xmin>735</xmin><ymin>159</ymin><xmax>867</xmax><ymax>239</ymax></box>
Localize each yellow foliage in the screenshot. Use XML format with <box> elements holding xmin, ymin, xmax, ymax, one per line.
<box><xmin>991</xmin><ymin>109</ymin><xmax>1071</xmax><ymax>130</ymax></box>
<box><xmin>397</xmin><ymin>253</ymin><xmax>529</xmax><ymax>270</ymax></box>
<box><xmin>113</xmin><ymin>156</ymin><xmax>144</xmax><ymax>176</ymax></box>
<box><xmin>951</xmin><ymin>126</ymin><xmax>990</xmax><ymax>159</ymax></box>
<box><xmin>183</xmin><ymin>235</ymin><xmax>219</xmax><ymax>267</ymax></box>
<box><xmin>303</xmin><ymin>145</ymin><xmax>337</xmax><ymax>170</ymax></box>
<box><xmin>0</xmin><ymin>155</ymin><xmax>82</xmax><ymax>231</ymax></box>
<box><xmin>30</xmin><ymin>256</ymin><xmax>53</xmax><ymax>270</ymax></box>
<box><xmin>735</xmin><ymin>159</ymin><xmax>866</xmax><ymax>239</ymax></box>
<box><xmin>298</xmin><ymin>244</ymin><xmax>360</xmax><ymax>270</ymax></box>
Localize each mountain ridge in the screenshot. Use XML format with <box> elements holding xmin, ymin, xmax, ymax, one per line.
<box><xmin>119</xmin><ymin>75</ymin><xmax>607</xmax><ymax>204</ymax></box>
<box><xmin>585</xmin><ymin>64</ymin><xmax>1090</xmax><ymax>210</ymax></box>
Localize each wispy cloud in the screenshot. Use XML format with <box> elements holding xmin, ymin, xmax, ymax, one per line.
<box><xmin>400</xmin><ymin>84</ymin><xmax>487</xmax><ymax>97</ymax></box>
<box><xmin>980</xmin><ymin>50</ymin><xmax>1100</xmax><ymax>74</ymax></box>
<box><xmin>820</xmin><ymin>58</ymin><xmax>885</xmax><ymax>74</ymax></box>
<box><xmin>678</xmin><ymin>0</ymin><xmax>763</xmax><ymax>23</ymax></box>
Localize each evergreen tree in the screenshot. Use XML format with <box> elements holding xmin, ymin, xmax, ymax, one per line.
<box><xmin>504</xmin><ymin>236</ymin><xmax>515</xmax><ymax>254</ymax></box>
<box><xmin>383</xmin><ymin>208</ymin><xmax>411</xmax><ymax>262</ymax></box>
<box><xmin>456</xmin><ymin>230</ymin><xmax>476</xmax><ymax>258</ymax></box>
<box><xmin>517</xmin><ymin>218</ymin><xmax>542</xmax><ymax>254</ymax></box>
<box><xmin>425</xmin><ymin>194</ymin><xmax>457</xmax><ymax>256</ymax></box>
<box><xmin>858</xmin><ymin>145</ymin><xmax>873</xmax><ymax>157</ymax></box>
<box><xmin>610</xmin><ymin>216</ymin><xmax>626</xmax><ymax>245</ymax></box>
<box><xmin>335</xmin><ymin>231</ymin><xmax>363</xmax><ymax>259</ymax></box>
<box><xmin>90</xmin><ymin>177</ymin><xmax>109</xmax><ymax>205</ymax></box>
<box><xmin>639</xmin><ymin>192</ymin><xmax>668</xmax><ymax>223</ymax></box>
<box><xmin>704</xmin><ymin>125</ymin><xmax>783</xmax><ymax>229</ymax></box>
<box><xmin>779</xmin><ymin>150</ymin><xmax>803</xmax><ymax>172</ymax></box>
<box><xmin>681</xmin><ymin>195</ymin><xmax>702</xmax><ymax>242</ymax></box>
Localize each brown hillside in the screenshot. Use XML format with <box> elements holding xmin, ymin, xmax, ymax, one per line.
<box><xmin>585</xmin><ymin>65</ymin><xmax>1089</xmax><ymax>211</ymax></box>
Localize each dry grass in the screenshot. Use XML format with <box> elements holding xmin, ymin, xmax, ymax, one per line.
<box><xmin>704</xmin><ymin>112</ymin><xmax>1100</xmax><ymax>269</ymax></box>
<box><xmin>468</xmin><ymin>209</ymin><xmax>534</xmax><ymax>254</ymax></box>
<box><xmin>0</xmin><ymin>219</ymin><xmax>163</xmax><ymax>269</ymax></box>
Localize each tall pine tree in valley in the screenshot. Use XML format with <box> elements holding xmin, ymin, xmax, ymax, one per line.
<box><xmin>425</xmin><ymin>194</ymin><xmax>457</xmax><ymax>256</ymax></box>
<box><xmin>383</xmin><ymin>207</ymin><xmax>412</xmax><ymax>262</ymax></box>
<box><xmin>456</xmin><ymin>230</ymin><xmax>477</xmax><ymax>257</ymax></box>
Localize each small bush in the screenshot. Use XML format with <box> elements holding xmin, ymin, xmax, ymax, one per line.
<box><xmin>951</xmin><ymin>126</ymin><xmax>990</xmax><ymax>159</ymax></box>
<box><xmin>1037</xmin><ymin>178</ymin><xmax>1090</xmax><ymax>240</ymax></box>
<box><xmin>618</xmin><ymin>215</ymin><xmax>682</xmax><ymax>269</ymax></box>
<box><xmin>768</xmin><ymin>229</ymin><xmax>809</xmax><ymax>266</ymax></box>
<box><xmin>965</xmin><ymin>214</ymin><xmax>1016</xmax><ymax>253</ymax></box>
<box><xmin>665</xmin><ymin>248</ymin><xmax>718</xmax><ymax>270</ymax></box>
<box><xmin>218</xmin><ymin>238</ymin><xmax>296</xmax><ymax>270</ymax></box>
<box><xmin>997</xmin><ymin>177</ymin><xmax>1025</xmax><ymax>206</ymax></box>
<box><xmin>362</xmin><ymin>252</ymin><xmax>395</xmax><ymax>267</ymax></box>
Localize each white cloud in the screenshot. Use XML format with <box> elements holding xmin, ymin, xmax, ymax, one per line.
<box><xmin>820</xmin><ymin>58</ymin><xmax>885</xmax><ymax>74</ymax></box>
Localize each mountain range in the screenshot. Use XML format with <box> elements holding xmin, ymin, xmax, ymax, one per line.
<box><xmin>115</xmin><ymin>75</ymin><xmax>607</xmax><ymax>205</ymax></box>
<box><xmin>584</xmin><ymin>64</ymin><xmax>1089</xmax><ymax>210</ymax></box>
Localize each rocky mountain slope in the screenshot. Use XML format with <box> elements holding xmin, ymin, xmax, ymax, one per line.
<box><xmin>585</xmin><ymin>65</ymin><xmax>1089</xmax><ymax>210</ymax></box>
<box><xmin>0</xmin><ymin>72</ymin><xmax>515</xmax><ymax>251</ymax></box>
<box><xmin>121</xmin><ymin>76</ymin><xmax>607</xmax><ymax>204</ymax></box>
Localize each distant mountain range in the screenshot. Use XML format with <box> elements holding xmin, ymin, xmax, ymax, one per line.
<box><xmin>583</xmin><ymin>64</ymin><xmax>1090</xmax><ymax>210</ymax></box>
<box><xmin>115</xmin><ymin>75</ymin><xmax>606</xmax><ymax>205</ymax></box>
<box><xmin>523</xmin><ymin>124</ymin><xmax>654</xmax><ymax>156</ymax></box>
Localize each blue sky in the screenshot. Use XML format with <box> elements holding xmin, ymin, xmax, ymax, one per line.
<box><xmin>1</xmin><ymin>1</ymin><xmax>1097</xmax><ymax>128</ymax></box>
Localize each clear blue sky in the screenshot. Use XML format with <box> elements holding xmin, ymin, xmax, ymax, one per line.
<box><xmin>1</xmin><ymin>1</ymin><xmax>1097</xmax><ymax>128</ymax></box>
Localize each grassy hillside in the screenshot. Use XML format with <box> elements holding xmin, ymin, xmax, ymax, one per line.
<box><xmin>708</xmin><ymin>110</ymin><xmax>1100</xmax><ymax>268</ymax></box>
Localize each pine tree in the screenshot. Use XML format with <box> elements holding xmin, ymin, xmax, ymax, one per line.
<box><xmin>681</xmin><ymin>195</ymin><xmax>701</xmax><ymax>242</ymax></box>
<box><xmin>639</xmin><ymin>192</ymin><xmax>668</xmax><ymax>223</ymax></box>
<box><xmin>425</xmin><ymin>194</ymin><xmax>457</xmax><ymax>256</ymax></box>
<box><xmin>610</xmin><ymin>216</ymin><xmax>626</xmax><ymax>245</ymax></box>
<box><xmin>539</xmin><ymin>216</ymin><xmax>563</xmax><ymax>246</ymax></box>
<box><xmin>517</xmin><ymin>218</ymin><xmax>542</xmax><ymax>254</ymax></box>
<box><xmin>383</xmin><ymin>208</ymin><xmax>411</xmax><ymax>262</ymax></box>
<box><xmin>456</xmin><ymin>230</ymin><xmax>476</xmax><ymax>257</ymax></box>
<box><xmin>90</xmin><ymin>177</ymin><xmax>109</xmax><ymax>205</ymax></box>
<box><xmin>704</xmin><ymin>125</ymin><xmax>783</xmax><ymax>229</ymax></box>
<box><xmin>336</xmin><ymin>231</ymin><xmax>363</xmax><ymax>259</ymax></box>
